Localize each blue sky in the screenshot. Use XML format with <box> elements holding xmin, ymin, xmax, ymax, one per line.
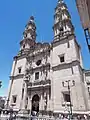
<box><xmin>0</xmin><ymin>0</ymin><xmax>90</xmax><ymax>96</ymax></box>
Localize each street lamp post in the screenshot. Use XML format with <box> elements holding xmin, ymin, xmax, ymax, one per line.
<box><xmin>0</xmin><ymin>81</ymin><xmax>2</xmax><ymax>88</ymax></box>
<box><xmin>62</xmin><ymin>80</ymin><xmax>75</xmax><ymax>119</ymax></box>
<box><xmin>0</xmin><ymin>81</ymin><xmax>2</xmax><ymax>115</ymax></box>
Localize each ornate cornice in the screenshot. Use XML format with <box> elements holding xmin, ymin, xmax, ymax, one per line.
<box><xmin>52</xmin><ymin>33</ymin><xmax>74</xmax><ymax>47</ymax></box>
<box><xmin>14</xmin><ymin>52</ymin><xmax>27</xmax><ymax>61</ymax></box>
<box><xmin>52</xmin><ymin>60</ymin><xmax>81</xmax><ymax>71</ymax></box>
<box><xmin>10</xmin><ymin>74</ymin><xmax>24</xmax><ymax>80</ymax></box>
<box><xmin>20</xmin><ymin>38</ymin><xmax>36</xmax><ymax>45</ymax></box>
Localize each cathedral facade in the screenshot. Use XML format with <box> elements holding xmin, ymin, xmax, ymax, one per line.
<box><xmin>7</xmin><ymin>0</ymin><xmax>90</xmax><ymax>116</ymax></box>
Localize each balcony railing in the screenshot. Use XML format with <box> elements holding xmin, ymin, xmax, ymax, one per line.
<box><xmin>27</xmin><ymin>79</ymin><xmax>51</xmax><ymax>89</ymax></box>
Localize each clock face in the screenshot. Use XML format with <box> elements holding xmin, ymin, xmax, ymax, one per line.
<box><xmin>36</xmin><ymin>60</ymin><xmax>41</xmax><ymax>66</ymax></box>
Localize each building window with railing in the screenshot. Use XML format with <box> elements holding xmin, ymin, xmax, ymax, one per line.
<box><xmin>63</xmin><ymin>92</ymin><xmax>70</xmax><ymax>102</ymax></box>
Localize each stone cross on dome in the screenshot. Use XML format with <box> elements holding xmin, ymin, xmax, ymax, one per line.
<box><xmin>29</xmin><ymin>16</ymin><xmax>34</xmax><ymax>23</ymax></box>
<box><xmin>58</xmin><ymin>0</ymin><xmax>64</xmax><ymax>3</ymax></box>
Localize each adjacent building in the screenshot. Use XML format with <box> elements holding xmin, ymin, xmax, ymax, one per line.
<box><xmin>76</xmin><ymin>0</ymin><xmax>90</xmax><ymax>52</ymax></box>
<box><xmin>7</xmin><ymin>0</ymin><xmax>90</xmax><ymax>116</ymax></box>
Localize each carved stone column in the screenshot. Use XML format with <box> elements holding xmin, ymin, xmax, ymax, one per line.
<box><xmin>28</xmin><ymin>96</ymin><xmax>32</xmax><ymax>114</ymax></box>
<box><xmin>39</xmin><ymin>94</ymin><xmax>43</xmax><ymax>113</ymax></box>
<box><xmin>47</xmin><ymin>94</ymin><xmax>50</xmax><ymax>111</ymax></box>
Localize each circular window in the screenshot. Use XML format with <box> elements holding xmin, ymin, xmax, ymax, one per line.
<box><xmin>36</xmin><ymin>60</ymin><xmax>41</xmax><ymax>66</ymax></box>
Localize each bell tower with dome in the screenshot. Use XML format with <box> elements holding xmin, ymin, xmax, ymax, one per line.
<box><xmin>20</xmin><ymin>16</ymin><xmax>36</xmax><ymax>52</ymax></box>
<box><xmin>53</xmin><ymin>0</ymin><xmax>74</xmax><ymax>42</ymax></box>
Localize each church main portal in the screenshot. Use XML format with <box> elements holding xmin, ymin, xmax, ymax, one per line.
<box><xmin>31</xmin><ymin>94</ymin><xmax>40</xmax><ymax>115</ymax></box>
